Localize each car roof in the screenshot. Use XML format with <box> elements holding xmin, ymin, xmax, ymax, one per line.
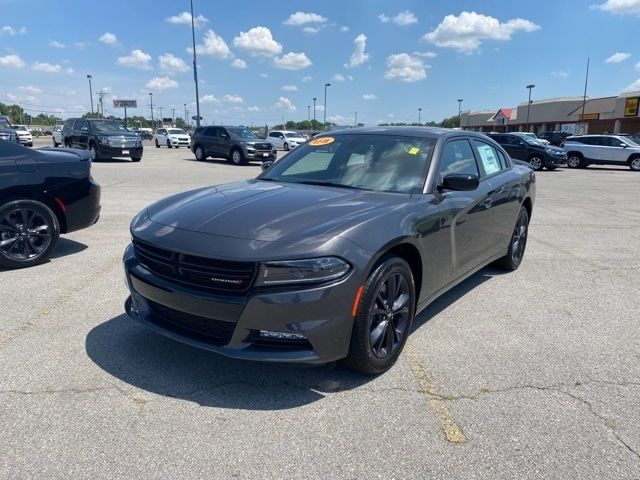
<box><xmin>314</xmin><ymin>126</ymin><xmax>488</xmax><ymax>141</ymax></box>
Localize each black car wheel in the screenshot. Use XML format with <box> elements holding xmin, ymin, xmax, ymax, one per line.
<box><xmin>0</xmin><ymin>199</ymin><xmax>60</xmax><ymax>269</ymax></box>
<box><xmin>528</xmin><ymin>155</ymin><xmax>544</xmax><ymax>171</ymax></box>
<box><xmin>131</xmin><ymin>156</ymin><xmax>142</xmax><ymax>162</ymax></box>
<box><xmin>155</xmin><ymin>139</ymin><xmax>160</xmax><ymax>148</ymax></box>
<box><xmin>567</xmin><ymin>154</ymin><xmax>583</xmax><ymax>168</ymax></box>
<box><xmin>284</xmin><ymin>142</ymin><xmax>289</xmax><ymax>151</ymax></box>
<box><xmin>231</xmin><ymin>148</ymin><xmax>246</xmax><ymax>165</ymax></box>
<box><xmin>194</xmin><ymin>145</ymin><xmax>206</xmax><ymax>161</ymax></box>
<box><xmin>344</xmin><ymin>256</ymin><xmax>415</xmax><ymax>374</ymax></box>
<box><xmin>166</xmin><ymin>140</ymin><xmax>172</xmax><ymax>149</ymax></box>
<box><xmin>89</xmin><ymin>142</ymin><xmax>99</xmax><ymax>161</ymax></box>
<box><xmin>496</xmin><ymin>207</ymin><xmax>529</xmax><ymax>271</ymax></box>
<box><xmin>628</xmin><ymin>157</ymin><xmax>640</xmax><ymax>171</ymax></box>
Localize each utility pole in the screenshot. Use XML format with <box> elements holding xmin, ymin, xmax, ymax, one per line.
<box><xmin>171</xmin><ymin>107</ymin><xmax>175</xmax><ymax>126</ymax></box>
<box><xmin>184</xmin><ymin>103</ymin><xmax>187</xmax><ymax>126</ymax></box>
<box><xmin>190</xmin><ymin>0</ymin><xmax>201</xmax><ymax>127</ymax></box>
<box><xmin>87</xmin><ymin>75</ymin><xmax>94</xmax><ymax>115</ymax></box>
<box><xmin>97</xmin><ymin>91</ymin><xmax>107</xmax><ymax>118</ymax></box>
<box><xmin>418</xmin><ymin>107</ymin><xmax>422</xmax><ymax>125</ymax></box>
<box><xmin>149</xmin><ymin>93</ymin><xmax>154</xmax><ymax>129</ymax></box>
<box><xmin>354</xmin><ymin>111</ymin><xmax>357</xmax><ymax>127</ymax></box>
<box><xmin>525</xmin><ymin>84</ymin><xmax>535</xmax><ymax>132</ymax></box>
<box><xmin>313</xmin><ymin>97</ymin><xmax>317</xmax><ymax>128</ymax></box>
<box><xmin>457</xmin><ymin>99</ymin><xmax>463</xmax><ymax>129</ymax></box>
<box><xmin>307</xmin><ymin>105</ymin><xmax>310</xmax><ymax>122</ymax></box>
<box><xmin>159</xmin><ymin>106</ymin><xmax>163</xmax><ymax>126</ymax></box>
<box><xmin>581</xmin><ymin>57</ymin><xmax>590</xmax><ymax>134</ymax></box>
<box><xmin>323</xmin><ymin>83</ymin><xmax>331</xmax><ymax>130</ymax></box>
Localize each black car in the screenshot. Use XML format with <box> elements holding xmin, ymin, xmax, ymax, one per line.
<box><xmin>487</xmin><ymin>133</ymin><xmax>567</xmax><ymax>171</ymax></box>
<box><xmin>62</xmin><ymin>118</ymin><xmax>143</xmax><ymax>162</ymax></box>
<box><xmin>538</xmin><ymin>131</ymin><xmax>572</xmax><ymax>147</ymax></box>
<box><xmin>124</xmin><ymin>127</ymin><xmax>535</xmax><ymax>374</ymax></box>
<box><xmin>0</xmin><ymin>116</ymin><xmax>19</xmax><ymax>144</ymax></box>
<box><xmin>0</xmin><ymin>140</ymin><xmax>101</xmax><ymax>269</ymax></box>
<box><xmin>191</xmin><ymin>126</ymin><xmax>276</xmax><ymax>165</ymax></box>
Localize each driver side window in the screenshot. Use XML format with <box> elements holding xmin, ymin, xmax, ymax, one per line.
<box><xmin>439</xmin><ymin>139</ymin><xmax>480</xmax><ymax>179</ymax></box>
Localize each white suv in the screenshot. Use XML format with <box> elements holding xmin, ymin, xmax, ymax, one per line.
<box><xmin>52</xmin><ymin>126</ymin><xmax>63</xmax><ymax>147</ymax></box>
<box><xmin>563</xmin><ymin>134</ymin><xmax>640</xmax><ymax>171</ymax></box>
<box><xmin>13</xmin><ymin>124</ymin><xmax>33</xmax><ymax>147</ymax></box>
<box><xmin>267</xmin><ymin>130</ymin><xmax>306</xmax><ymax>151</ymax></box>
<box><xmin>155</xmin><ymin>128</ymin><xmax>191</xmax><ymax>149</ymax></box>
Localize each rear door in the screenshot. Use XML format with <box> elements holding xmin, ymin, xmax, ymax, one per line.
<box><xmin>75</xmin><ymin>120</ymin><xmax>90</xmax><ymax>149</ymax></box>
<box><xmin>201</xmin><ymin>127</ymin><xmax>217</xmax><ymax>156</ymax></box>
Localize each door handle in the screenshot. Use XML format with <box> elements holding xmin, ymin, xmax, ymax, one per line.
<box><xmin>481</xmin><ymin>198</ymin><xmax>493</xmax><ymax>209</ymax></box>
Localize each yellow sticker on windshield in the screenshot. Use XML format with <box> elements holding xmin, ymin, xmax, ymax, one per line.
<box><xmin>408</xmin><ymin>147</ymin><xmax>420</xmax><ymax>155</ymax></box>
<box><xmin>309</xmin><ymin>136</ymin><xmax>335</xmax><ymax>146</ymax></box>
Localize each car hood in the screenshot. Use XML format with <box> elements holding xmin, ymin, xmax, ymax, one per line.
<box><xmin>146</xmin><ymin>179</ymin><xmax>410</xmax><ymax>243</ymax></box>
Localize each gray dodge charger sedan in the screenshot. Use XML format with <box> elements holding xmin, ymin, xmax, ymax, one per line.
<box><xmin>123</xmin><ymin>127</ymin><xmax>535</xmax><ymax>374</ymax></box>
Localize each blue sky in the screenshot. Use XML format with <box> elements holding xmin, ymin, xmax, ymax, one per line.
<box><xmin>1</xmin><ymin>0</ymin><xmax>639</xmax><ymax>126</ymax></box>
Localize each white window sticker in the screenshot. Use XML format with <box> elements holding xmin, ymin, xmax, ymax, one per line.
<box><xmin>477</xmin><ymin>144</ymin><xmax>500</xmax><ymax>175</ymax></box>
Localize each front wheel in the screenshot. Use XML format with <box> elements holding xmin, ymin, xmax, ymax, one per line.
<box><xmin>166</xmin><ymin>140</ymin><xmax>172</xmax><ymax>149</ymax></box>
<box><xmin>496</xmin><ymin>206</ymin><xmax>529</xmax><ymax>271</ymax></box>
<box><xmin>0</xmin><ymin>199</ymin><xmax>60</xmax><ymax>269</ymax></box>
<box><xmin>283</xmin><ymin>142</ymin><xmax>289</xmax><ymax>151</ymax></box>
<box><xmin>194</xmin><ymin>145</ymin><xmax>206</xmax><ymax>161</ymax></box>
<box><xmin>567</xmin><ymin>154</ymin><xmax>583</xmax><ymax>169</ymax></box>
<box><xmin>155</xmin><ymin>139</ymin><xmax>160</xmax><ymax>148</ymax></box>
<box><xmin>629</xmin><ymin>157</ymin><xmax>640</xmax><ymax>171</ymax></box>
<box><xmin>131</xmin><ymin>156</ymin><xmax>142</xmax><ymax>162</ymax></box>
<box><xmin>231</xmin><ymin>148</ymin><xmax>246</xmax><ymax>165</ymax></box>
<box><xmin>528</xmin><ymin>155</ymin><xmax>544</xmax><ymax>171</ymax></box>
<box><xmin>343</xmin><ymin>256</ymin><xmax>416</xmax><ymax>374</ymax></box>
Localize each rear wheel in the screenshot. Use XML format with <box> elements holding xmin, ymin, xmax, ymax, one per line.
<box><xmin>231</xmin><ymin>148</ymin><xmax>246</xmax><ymax>165</ymax></box>
<box><xmin>343</xmin><ymin>256</ymin><xmax>415</xmax><ymax>374</ymax></box>
<box><xmin>496</xmin><ymin>207</ymin><xmax>529</xmax><ymax>271</ymax></box>
<box><xmin>628</xmin><ymin>157</ymin><xmax>640</xmax><ymax>171</ymax></box>
<box><xmin>567</xmin><ymin>154</ymin><xmax>584</xmax><ymax>168</ymax></box>
<box><xmin>0</xmin><ymin>199</ymin><xmax>60</xmax><ymax>269</ymax></box>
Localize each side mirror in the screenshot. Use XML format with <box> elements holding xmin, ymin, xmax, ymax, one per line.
<box><xmin>261</xmin><ymin>161</ymin><xmax>274</xmax><ymax>171</ymax></box>
<box><xmin>221</xmin><ymin>133</ymin><xmax>230</xmax><ymax>139</ymax></box>
<box><xmin>439</xmin><ymin>174</ymin><xmax>479</xmax><ymax>192</ymax></box>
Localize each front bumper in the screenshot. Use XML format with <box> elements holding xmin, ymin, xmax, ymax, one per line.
<box><xmin>18</xmin><ymin>136</ymin><xmax>33</xmax><ymax>145</ymax></box>
<box><xmin>246</xmin><ymin>150</ymin><xmax>277</xmax><ymax>161</ymax></box>
<box><xmin>123</xmin><ymin>244</ymin><xmax>358</xmax><ymax>364</ymax></box>
<box><xmin>169</xmin><ymin>138</ymin><xmax>191</xmax><ymax>147</ymax></box>
<box><xmin>97</xmin><ymin>144</ymin><xmax>143</xmax><ymax>158</ymax></box>
<box><xmin>545</xmin><ymin>153</ymin><xmax>567</xmax><ymax>166</ymax></box>
<box><xmin>58</xmin><ymin>177</ymin><xmax>102</xmax><ymax>233</ymax></box>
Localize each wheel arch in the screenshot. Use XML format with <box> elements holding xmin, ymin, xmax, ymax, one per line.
<box><xmin>522</xmin><ymin>196</ymin><xmax>533</xmax><ymax>222</ymax></box>
<box><xmin>0</xmin><ymin>188</ymin><xmax>66</xmax><ymax>233</ymax></box>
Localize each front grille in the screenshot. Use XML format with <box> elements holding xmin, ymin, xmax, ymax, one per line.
<box><xmin>148</xmin><ymin>300</ymin><xmax>235</xmax><ymax>345</ymax></box>
<box><xmin>110</xmin><ymin>136</ymin><xmax>139</xmax><ymax>147</ymax></box>
<box><xmin>133</xmin><ymin>240</ymin><xmax>256</xmax><ymax>294</ymax></box>
<box><xmin>254</xmin><ymin>143</ymin><xmax>272</xmax><ymax>151</ymax></box>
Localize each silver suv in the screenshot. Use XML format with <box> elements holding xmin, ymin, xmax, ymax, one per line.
<box><xmin>564</xmin><ymin>134</ymin><xmax>640</xmax><ymax>171</ymax></box>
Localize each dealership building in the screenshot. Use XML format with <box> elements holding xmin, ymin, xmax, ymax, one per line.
<box><xmin>460</xmin><ymin>90</ymin><xmax>640</xmax><ymax>136</ymax></box>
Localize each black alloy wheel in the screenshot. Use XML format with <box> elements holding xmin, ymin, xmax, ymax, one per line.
<box><xmin>528</xmin><ymin>155</ymin><xmax>544</xmax><ymax>171</ymax></box>
<box><xmin>0</xmin><ymin>200</ymin><xmax>60</xmax><ymax>269</ymax></box>
<box><xmin>344</xmin><ymin>256</ymin><xmax>415</xmax><ymax>374</ymax></box>
<box><xmin>284</xmin><ymin>142</ymin><xmax>289</xmax><ymax>151</ymax></box>
<box><xmin>496</xmin><ymin>206</ymin><xmax>529</xmax><ymax>271</ymax></box>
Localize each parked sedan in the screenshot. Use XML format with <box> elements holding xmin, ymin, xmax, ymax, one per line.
<box><xmin>124</xmin><ymin>127</ymin><xmax>535</xmax><ymax>374</ymax></box>
<box><xmin>155</xmin><ymin>128</ymin><xmax>191</xmax><ymax>149</ymax></box>
<box><xmin>0</xmin><ymin>140</ymin><xmax>101</xmax><ymax>269</ymax></box>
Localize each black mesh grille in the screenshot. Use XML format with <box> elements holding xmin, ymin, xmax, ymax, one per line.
<box><xmin>254</xmin><ymin>143</ymin><xmax>272</xmax><ymax>151</ymax></box>
<box><xmin>133</xmin><ymin>240</ymin><xmax>256</xmax><ymax>294</ymax></box>
<box><xmin>148</xmin><ymin>300</ymin><xmax>235</xmax><ymax>345</ymax></box>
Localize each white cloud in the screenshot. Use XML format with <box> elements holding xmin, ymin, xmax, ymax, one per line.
<box><xmin>0</xmin><ymin>54</ymin><xmax>26</xmax><ymax>69</ymax></box>
<box><xmin>99</xmin><ymin>32</ymin><xmax>118</xmax><ymax>45</ymax></box>
<box><xmin>159</xmin><ymin>53</ymin><xmax>189</xmax><ymax>74</ymax></box>
<box><xmin>345</xmin><ymin>33</ymin><xmax>369</xmax><ymax>68</ymax></box>
<box><xmin>636</xmin><ymin>61</ymin><xmax>640</xmax><ymax>71</ymax></box>
<box><xmin>550</xmin><ymin>70</ymin><xmax>570</xmax><ymax>78</ymax></box>
<box><xmin>284</xmin><ymin>12</ymin><xmax>327</xmax><ymax>26</ymax></box>
<box><xmin>362</xmin><ymin>94</ymin><xmax>377</xmax><ymax>100</ymax></box>
<box><xmin>281</xmin><ymin>85</ymin><xmax>298</xmax><ymax>91</ymax></box>
<box><xmin>233</xmin><ymin>27</ymin><xmax>282</xmax><ymax>57</ymax></box>
<box><xmin>259</xmin><ymin>73</ymin><xmax>269</xmax><ymax>78</ymax></box>
<box><xmin>378</xmin><ymin>14</ymin><xmax>390</xmax><ymax>23</ymax></box>
<box><xmin>65</xmin><ymin>67</ymin><xmax>74</xmax><ymax>75</ymax></box>
<box><xmin>74</xmin><ymin>42</ymin><xmax>88</xmax><ymax>49</ymax></box>
<box><xmin>594</xmin><ymin>0</ymin><xmax>640</xmax><ymax>15</ymax></box>
<box><xmin>32</xmin><ymin>62</ymin><xmax>62</xmax><ymax>73</ymax></box>
<box><xmin>18</xmin><ymin>85</ymin><xmax>42</xmax><ymax>94</ymax></box>
<box><xmin>248</xmin><ymin>105</ymin><xmax>261</xmax><ymax>112</ymax></box>
<box><xmin>146</xmin><ymin>76</ymin><xmax>178</xmax><ymax>91</ymax></box>
<box><xmin>223</xmin><ymin>94</ymin><xmax>243</xmax><ymax>104</ymax></box>
<box><xmin>328</xmin><ymin>114</ymin><xmax>346</xmax><ymax>124</ymax></box>
<box><xmin>605</xmin><ymin>52</ymin><xmax>631</xmax><ymax>63</ymax></box>
<box><xmin>193</xmin><ymin>30</ymin><xmax>231</xmax><ymax>59</ymax></box>
<box><xmin>302</xmin><ymin>76</ymin><xmax>312</xmax><ymax>82</ymax></box>
<box><xmin>384</xmin><ymin>53</ymin><xmax>427</xmax><ymax>82</ymax></box>
<box><xmin>274</xmin><ymin>52</ymin><xmax>312</xmax><ymax>70</ymax></box>
<box><xmin>423</xmin><ymin>11</ymin><xmax>540</xmax><ymax>54</ymax></box>
<box><xmin>623</xmin><ymin>78</ymin><xmax>640</xmax><ymax>91</ymax></box>
<box><xmin>1</xmin><ymin>26</ymin><xmax>15</xmax><ymax>35</ymax></box>
<box><xmin>201</xmin><ymin>94</ymin><xmax>218</xmax><ymax>103</ymax></box>
<box><xmin>19</xmin><ymin>27</ymin><xmax>27</xmax><ymax>34</ymax></box>
<box><xmin>393</xmin><ymin>10</ymin><xmax>418</xmax><ymax>25</ymax></box>
<box><xmin>117</xmin><ymin>49</ymin><xmax>152</xmax><ymax>69</ymax></box>
<box><xmin>49</xmin><ymin>40</ymin><xmax>65</xmax><ymax>49</ymax></box>
<box><xmin>275</xmin><ymin>96</ymin><xmax>296</xmax><ymax>111</ymax></box>
<box><xmin>166</xmin><ymin>12</ymin><xmax>209</xmax><ymax>27</ymax></box>
<box><xmin>303</xmin><ymin>26</ymin><xmax>321</xmax><ymax>34</ymax></box>
<box><xmin>340</xmin><ymin>26</ymin><xmax>350</xmax><ymax>32</ymax></box>
<box><xmin>333</xmin><ymin>73</ymin><xmax>346</xmax><ymax>82</ymax></box>
<box><xmin>230</xmin><ymin>58</ymin><xmax>248</xmax><ymax>69</ymax></box>
<box><xmin>413</xmin><ymin>51</ymin><xmax>438</xmax><ymax>58</ymax></box>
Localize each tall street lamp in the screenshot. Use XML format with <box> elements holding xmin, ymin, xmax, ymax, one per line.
<box><xmin>87</xmin><ymin>75</ymin><xmax>94</xmax><ymax>115</ymax></box>
<box><xmin>418</xmin><ymin>107</ymin><xmax>422</xmax><ymax>125</ymax></box>
<box><xmin>149</xmin><ymin>93</ymin><xmax>154</xmax><ymax>128</ymax></box>
<box><xmin>190</xmin><ymin>0</ymin><xmax>201</xmax><ymax>128</ymax></box>
<box><xmin>307</xmin><ymin>105</ymin><xmax>310</xmax><ymax>122</ymax></box>
<box><xmin>184</xmin><ymin>103</ymin><xmax>187</xmax><ymax>126</ymax></box>
<box><xmin>313</xmin><ymin>97</ymin><xmax>317</xmax><ymax>127</ymax></box>
<box><xmin>457</xmin><ymin>98</ymin><xmax>463</xmax><ymax>129</ymax></box>
<box><xmin>323</xmin><ymin>83</ymin><xmax>331</xmax><ymax>130</ymax></box>
<box><xmin>526</xmin><ymin>84</ymin><xmax>535</xmax><ymax>132</ymax></box>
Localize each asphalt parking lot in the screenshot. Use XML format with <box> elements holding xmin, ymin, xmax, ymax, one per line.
<box><xmin>2</xmin><ymin>137</ymin><xmax>639</xmax><ymax>479</ymax></box>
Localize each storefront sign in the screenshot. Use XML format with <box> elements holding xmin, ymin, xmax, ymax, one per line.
<box><xmin>624</xmin><ymin>97</ymin><xmax>639</xmax><ymax>117</ymax></box>
<box><xmin>578</xmin><ymin>113</ymin><xmax>599</xmax><ymax>120</ymax></box>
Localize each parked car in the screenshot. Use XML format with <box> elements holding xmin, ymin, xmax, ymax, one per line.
<box><xmin>487</xmin><ymin>133</ymin><xmax>567</xmax><ymax>171</ymax></box>
<box><xmin>124</xmin><ymin>127</ymin><xmax>535</xmax><ymax>374</ymax></box>
<box><xmin>563</xmin><ymin>134</ymin><xmax>640</xmax><ymax>171</ymax></box>
<box><xmin>61</xmin><ymin>118</ymin><xmax>143</xmax><ymax>162</ymax></box>
<box><xmin>136</xmin><ymin>128</ymin><xmax>153</xmax><ymax>140</ymax></box>
<box><xmin>191</xmin><ymin>126</ymin><xmax>276</xmax><ymax>165</ymax></box>
<box><xmin>0</xmin><ymin>116</ymin><xmax>19</xmax><ymax>143</ymax></box>
<box><xmin>538</xmin><ymin>131</ymin><xmax>572</xmax><ymax>147</ymax></box>
<box><xmin>267</xmin><ymin>130</ymin><xmax>307</xmax><ymax>151</ymax></box>
<box><xmin>155</xmin><ymin>128</ymin><xmax>191</xmax><ymax>149</ymax></box>
<box><xmin>12</xmin><ymin>125</ymin><xmax>33</xmax><ymax>147</ymax></box>
<box><xmin>52</xmin><ymin>126</ymin><xmax>63</xmax><ymax>147</ymax></box>
<box><xmin>513</xmin><ymin>131</ymin><xmax>550</xmax><ymax>145</ymax></box>
<box><xmin>0</xmin><ymin>140</ymin><xmax>101</xmax><ymax>269</ymax></box>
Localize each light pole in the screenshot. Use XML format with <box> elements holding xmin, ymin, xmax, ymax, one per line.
<box><xmin>418</xmin><ymin>107</ymin><xmax>422</xmax><ymax>125</ymax></box>
<box><xmin>184</xmin><ymin>103</ymin><xmax>187</xmax><ymax>126</ymax></box>
<box><xmin>457</xmin><ymin>98</ymin><xmax>463</xmax><ymax>129</ymax></box>
<box><xmin>313</xmin><ymin>97</ymin><xmax>317</xmax><ymax>128</ymax></box>
<box><xmin>190</xmin><ymin>0</ymin><xmax>201</xmax><ymax>127</ymax></box>
<box><xmin>526</xmin><ymin>84</ymin><xmax>535</xmax><ymax>132</ymax></box>
<box><xmin>149</xmin><ymin>93</ymin><xmax>154</xmax><ymax>129</ymax></box>
<box><xmin>87</xmin><ymin>75</ymin><xmax>94</xmax><ymax>115</ymax></box>
<box><xmin>323</xmin><ymin>83</ymin><xmax>331</xmax><ymax>130</ymax></box>
<box><xmin>307</xmin><ymin>105</ymin><xmax>310</xmax><ymax>122</ymax></box>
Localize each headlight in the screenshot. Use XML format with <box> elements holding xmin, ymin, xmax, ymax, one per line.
<box><xmin>255</xmin><ymin>257</ymin><xmax>350</xmax><ymax>286</ymax></box>
<box><xmin>98</xmin><ymin>136</ymin><xmax>110</xmax><ymax>144</ymax></box>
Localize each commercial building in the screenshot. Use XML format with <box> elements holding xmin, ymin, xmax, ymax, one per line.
<box><xmin>460</xmin><ymin>90</ymin><xmax>640</xmax><ymax>136</ymax></box>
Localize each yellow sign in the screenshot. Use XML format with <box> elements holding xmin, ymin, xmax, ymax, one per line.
<box><xmin>408</xmin><ymin>147</ymin><xmax>420</xmax><ymax>155</ymax></box>
<box><xmin>578</xmin><ymin>113</ymin><xmax>599</xmax><ymax>120</ymax></box>
<box><xmin>624</xmin><ymin>97</ymin><xmax>639</xmax><ymax>117</ymax></box>
<box><xmin>308</xmin><ymin>136</ymin><xmax>335</xmax><ymax>146</ymax></box>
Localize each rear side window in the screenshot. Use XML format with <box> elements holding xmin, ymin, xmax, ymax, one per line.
<box><xmin>439</xmin><ymin>139</ymin><xmax>480</xmax><ymax>178</ymax></box>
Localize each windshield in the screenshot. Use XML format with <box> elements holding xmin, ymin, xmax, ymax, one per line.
<box><xmin>259</xmin><ymin>134</ymin><xmax>436</xmax><ymax>194</ymax></box>
<box><xmin>168</xmin><ymin>129</ymin><xmax>186</xmax><ymax>135</ymax></box>
<box><xmin>228</xmin><ymin>127</ymin><xmax>257</xmax><ymax>139</ymax></box>
<box><xmin>91</xmin><ymin>121</ymin><xmax>128</xmax><ymax>133</ymax></box>
<box><xmin>0</xmin><ymin>118</ymin><xmax>10</xmax><ymax>129</ymax></box>
<box><xmin>14</xmin><ymin>125</ymin><xmax>28</xmax><ymax>131</ymax></box>
<box><xmin>519</xmin><ymin>134</ymin><xmax>543</xmax><ymax>146</ymax></box>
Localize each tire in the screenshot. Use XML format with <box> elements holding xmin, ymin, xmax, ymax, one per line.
<box><xmin>155</xmin><ymin>139</ymin><xmax>160</xmax><ymax>148</ymax></box>
<box><xmin>230</xmin><ymin>148</ymin><xmax>246</xmax><ymax>165</ymax></box>
<box><xmin>0</xmin><ymin>199</ymin><xmax>60</xmax><ymax>269</ymax></box>
<box><xmin>343</xmin><ymin>256</ymin><xmax>416</xmax><ymax>375</ymax></box>
<box><xmin>545</xmin><ymin>165</ymin><xmax>557</xmax><ymax>171</ymax></box>
<box><xmin>131</xmin><ymin>156</ymin><xmax>142</xmax><ymax>162</ymax></box>
<box><xmin>284</xmin><ymin>142</ymin><xmax>289</xmax><ymax>151</ymax></box>
<box><xmin>194</xmin><ymin>145</ymin><xmax>206</xmax><ymax>161</ymax></box>
<box><xmin>166</xmin><ymin>140</ymin><xmax>172</xmax><ymax>149</ymax></box>
<box><xmin>495</xmin><ymin>206</ymin><xmax>529</xmax><ymax>271</ymax></box>
<box><xmin>28</xmin><ymin>143</ymin><xmax>33</xmax><ymax>147</ymax></box>
<box><xmin>628</xmin><ymin>156</ymin><xmax>640</xmax><ymax>171</ymax></box>
<box><xmin>88</xmin><ymin>142</ymin><xmax>99</xmax><ymax>161</ymax></box>
<box><xmin>528</xmin><ymin>155</ymin><xmax>544</xmax><ymax>171</ymax></box>
<box><xmin>566</xmin><ymin>153</ymin><xmax>584</xmax><ymax>169</ymax></box>
<box><xmin>53</xmin><ymin>141</ymin><xmax>59</xmax><ymax>147</ymax></box>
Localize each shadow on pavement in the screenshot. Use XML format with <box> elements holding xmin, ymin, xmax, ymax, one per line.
<box><xmin>50</xmin><ymin>237</ymin><xmax>88</xmax><ymax>259</ymax></box>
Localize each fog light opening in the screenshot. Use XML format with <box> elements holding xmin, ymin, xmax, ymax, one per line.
<box><xmin>258</xmin><ymin>330</ymin><xmax>307</xmax><ymax>341</ymax></box>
